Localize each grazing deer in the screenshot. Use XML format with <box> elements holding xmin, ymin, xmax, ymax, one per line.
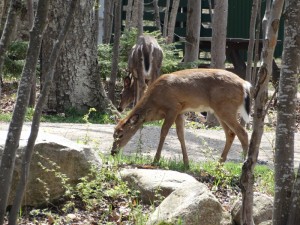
<box><xmin>111</xmin><ymin>68</ymin><xmax>251</xmax><ymax>168</ymax></box>
<box><xmin>117</xmin><ymin>35</ymin><xmax>163</xmax><ymax>112</ymax></box>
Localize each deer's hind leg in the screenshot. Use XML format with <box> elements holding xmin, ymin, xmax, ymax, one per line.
<box><xmin>175</xmin><ymin>114</ymin><xmax>189</xmax><ymax>168</ymax></box>
<box><xmin>218</xmin><ymin>119</ymin><xmax>236</xmax><ymax>162</ymax></box>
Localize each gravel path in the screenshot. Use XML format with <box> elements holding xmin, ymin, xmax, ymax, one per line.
<box><xmin>1</xmin><ymin>122</ymin><xmax>299</xmax><ymax>167</ymax></box>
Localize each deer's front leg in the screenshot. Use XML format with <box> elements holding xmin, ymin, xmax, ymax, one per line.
<box><xmin>153</xmin><ymin>112</ymin><xmax>178</xmax><ymax>165</ymax></box>
<box><xmin>175</xmin><ymin>114</ymin><xmax>189</xmax><ymax>168</ymax></box>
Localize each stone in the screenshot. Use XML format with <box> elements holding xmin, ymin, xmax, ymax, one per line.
<box><xmin>0</xmin><ymin>130</ymin><xmax>102</xmax><ymax>207</ymax></box>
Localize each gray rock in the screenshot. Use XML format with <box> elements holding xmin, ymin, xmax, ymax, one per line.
<box><xmin>231</xmin><ymin>192</ymin><xmax>273</xmax><ymax>225</ymax></box>
<box><xmin>0</xmin><ymin>131</ymin><xmax>102</xmax><ymax>207</ymax></box>
<box><xmin>146</xmin><ymin>181</ymin><xmax>231</xmax><ymax>225</ymax></box>
<box><xmin>120</xmin><ymin>168</ymin><xmax>198</xmax><ymax>204</ymax></box>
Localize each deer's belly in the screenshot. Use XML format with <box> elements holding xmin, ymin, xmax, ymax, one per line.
<box><xmin>181</xmin><ymin>105</ymin><xmax>214</xmax><ymax>114</ymax></box>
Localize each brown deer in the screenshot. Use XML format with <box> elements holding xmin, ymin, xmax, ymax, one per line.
<box><xmin>117</xmin><ymin>35</ymin><xmax>163</xmax><ymax>112</ymax></box>
<box><xmin>111</xmin><ymin>68</ymin><xmax>251</xmax><ymax>168</ymax></box>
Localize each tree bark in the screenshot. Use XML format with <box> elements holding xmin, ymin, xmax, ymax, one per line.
<box><xmin>166</xmin><ymin>0</ymin><xmax>180</xmax><ymax>44</ymax></box>
<box><xmin>163</xmin><ymin>0</ymin><xmax>170</xmax><ymax>38</ymax></box>
<box><xmin>108</xmin><ymin>0</ymin><xmax>121</xmax><ymax>104</ymax></box>
<box><xmin>287</xmin><ymin>163</ymin><xmax>300</xmax><ymax>225</ymax></box>
<box><xmin>103</xmin><ymin>0</ymin><xmax>114</xmax><ymax>44</ymax></box>
<box><xmin>8</xmin><ymin>2</ymin><xmax>79</xmax><ymax>224</ymax></box>
<box><xmin>0</xmin><ymin>0</ymin><xmax>9</xmax><ymax>36</ymax></box>
<box><xmin>125</xmin><ymin>0</ymin><xmax>133</xmax><ymax>29</ymax></box>
<box><xmin>153</xmin><ymin>0</ymin><xmax>161</xmax><ymax>31</ymax></box>
<box><xmin>240</xmin><ymin>0</ymin><xmax>285</xmax><ymax>224</ymax></box>
<box><xmin>273</xmin><ymin>0</ymin><xmax>300</xmax><ymax>224</ymax></box>
<box><xmin>137</xmin><ymin>0</ymin><xmax>143</xmax><ymax>36</ymax></box>
<box><xmin>0</xmin><ymin>1</ymin><xmax>50</xmax><ymax>224</ymax></box>
<box><xmin>27</xmin><ymin>0</ymin><xmax>36</xmax><ymax>108</ymax></box>
<box><xmin>41</xmin><ymin>0</ymin><xmax>112</xmax><ymax>114</ymax></box>
<box><xmin>0</xmin><ymin>0</ymin><xmax>22</xmax><ymax>97</ymax></box>
<box><xmin>184</xmin><ymin>0</ymin><xmax>201</xmax><ymax>63</ymax></box>
<box><xmin>207</xmin><ymin>0</ymin><xmax>228</xmax><ymax>127</ymax></box>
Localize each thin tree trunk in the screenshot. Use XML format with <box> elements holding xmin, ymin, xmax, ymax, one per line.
<box><xmin>240</xmin><ymin>0</ymin><xmax>285</xmax><ymax>224</ymax></box>
<box><xmin>274</xmin><ymin>0</ymin><xmax>300</xmax><ymax>224</ymax></box>
<box><xmin>108</xmin><ymin>0</ymin><xmax>121</xmax><ymax>104</ymax></box>
<box><xmin>184</xmin><ymin>0</ymin><xmax>201</xmax><ymax>63</ymax></box>
<box><xmin>0</xmin><ymin>0</ymin><xmax>9</xmax><ymax>36</ymax></box>
<box><xmin>153</xmin><ymin>0</ymin><xmax>161</xmax><ymax>31</ymax></box>
<box><xmin>103</xmin><ymin>0</ymin><xmax>114</xmax><ymax>44</ymax></box>
<box><xmin>8</xmin><ymin>1</ymin><xmax>78</xmax><ymax>224</ymax></box>
<box><xmin>207</xmin><ymin>0</ymin><xmax>228</xmax><ymax>127</ymax></box>
<box><xmin>125</xmin><ymin>0</ymin><xmax>133</xmax><ymax>29</ymax></box>
<box><xmin>163</xmin><ymin>0</ymin><xmax>170</xmax><ymax>38</ymax></box>
<box><xmin>0</xmin><ymin>1</ymin><xmax>50</xmax><ymax>224</ymax></box>
<box><xmin>166</xmin><ymin>0</ymin><xmax>180</xmax><ymax>44</ymax></box>
<box><xmin>137</xmin><ymin>0</ymin><xmax>143</xmax><ymax>36</ymax></box>
<box><xmin>27</xmin><ymin>0</ymin><xmax>36</xmax><ymax>108</ymax></box>
<box><xmin>246</xmin><ymin>0</ymin><xmax>260</xmax><ymax>84</ymax></box>
<box><xmin>0</xmin><ymin>0</ymin><xmax>22</xmax><ymax>97</ymax></box>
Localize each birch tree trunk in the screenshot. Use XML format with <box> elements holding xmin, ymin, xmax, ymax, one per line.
<box><xmin>0</xmin><ymin>0</ymin><xmax>22</xmax><ymax>97</ymax></box>
<box><xmin>184</xmin><ymin>0</ymin><xmax>201</xmax><ymax>63</ymax></box>
<box><xmin>0</xmin><ymin>1</ymin><xmax>50</xmax><ymax>223</ymax></box>
<box><xmin>108</xmin><ymin>0</ymin><xmax>121</xmax><ymax>104</ymax></box>
<box><xmin>240</xmin><ymin>0</ymin><xmax>285</xmax><ymax>224</ymax></box>
<box><xmin>8</xmin><ymin>2</ymin><xmax>79</xmax><ymax>224</ymax></box>
<box><xmin>206</xmin><ymin>0</ymin><xmax>228</xmax><ymax>127</ymax></box>
<box><xmin>41</xmin><ymin>0</ymin><xmax>112</xmax><ymax>114</ymax></box>
<box><xmin>166</xmin><ymin>0</ymin><xmax>180</xmax><ymax>44</ymax></box>
<box><xmin>273</xmin><ymin>0</ymin><xmax>300</xmax><ymax>224</ymax></box>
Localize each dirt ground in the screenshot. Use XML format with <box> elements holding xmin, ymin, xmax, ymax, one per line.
<box><xmin>1</xmin><ymin>121</ymin><xmax>299</xmax><ymax>168</ymax></box>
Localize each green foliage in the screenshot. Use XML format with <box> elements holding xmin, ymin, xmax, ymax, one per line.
<box><xmin>3</xmin><ymin>41</ymin><xmax>28</xmax><ymax>79</ymax></box>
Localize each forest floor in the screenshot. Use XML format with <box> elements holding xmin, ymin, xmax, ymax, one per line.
<box><xmin>1</xmin><ymin>80</ymin><xmax>300</xmax><ymax>224</ymax></box>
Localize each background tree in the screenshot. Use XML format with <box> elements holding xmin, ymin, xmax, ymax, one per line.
<box><xmin>273</xmin><ymin>0</ymin><xmax>300</xmax><ymax>224</ymax></box>
<box><xmin>165</xmin><ymin>0</ymin><xmax>180</xmax><ymax>44</ymax></box>
<box><xmin>240</xmin><ymin>0</ymin><xmax>285</xmax><ymax>224</ymax></box>
<box><xmin>0</xmin><ymin>1</ymin><xmax>50</xmax><ymax>223</ymax></box>
<box><xmin>108</xmin><ymin>0</ymin><xmax>121</xmax><ymax>104</ymax></box>
<box><xmin>41</xmin><ymin>0</ymin><xmax>112</xmax><ymax>114</ymax></box>
<box><xmin>0</xmin><ymin>0</ymin><xmax>9</xmax><ymax>35</ymax></box>
<box><xmin>184</xmin><ymin>0</ymin><xmax>201</xmax><ymax>63</ymax></box>
<box><xmin>206</xmin><ymin>0</ymin><xmax>228</xmax><ymax>127</ymax></box>
<box><xmin>103</xmin><ymin>0</ymin><xmax>114</xmax><ymax>44</ymax></box>
<box><xmin>0</xmin><ymin>0</ymin><xmax>22</xmax><ymax>97</ymax></box>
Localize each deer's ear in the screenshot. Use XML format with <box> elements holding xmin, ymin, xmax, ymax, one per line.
<box><xmin>123</xmin><ymin>76</ymin><xmax>132</xmax><ymax>87</ymax></box>
<box><xmin>129</xmin><ymin>114</ymin><xmax>139</xmax><ymax>125</ymax></box>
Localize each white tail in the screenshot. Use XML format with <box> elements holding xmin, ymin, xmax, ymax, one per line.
<box><xmin>117</xmin><ymin>35</ymin><xmax>163</xmax><ymax>112</ymax></box>
<box><xmin>112</xmin><ymin>68</ymin><xmax>251</xmax><ymax>167</ymax></box>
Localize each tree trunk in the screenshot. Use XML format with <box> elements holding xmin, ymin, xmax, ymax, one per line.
<box><xmin>103</xmin><ymin>0</ymin><xmax>114</xmax><ymax>44</ymax></box>
<box><xmin>137</xmin><ymin>0</ymin><xmax>143</xmax><ymax>36</ymax></box>
<box><xmin>163</xmin><ymin>0</ymin><xmax>170</xmax><ymax>38</ymax></box>
<box><xmin>0</xmin><ymin>1</ymin><xmax>50</xmax><ymax>224</ymax></box>
<box><xmin>27</xmin><ymin>0</ymin><xmax>36</xmax><ymax>108</ymax></box>
<box><xmin>41</xmin><ymin>0</ymin><xmax>112</xmax><ymax>114</ymax></box>
<box><xmin>240</xmin><ymin>0</ymin><xmax>285</xmax><ymax>224</ymax></box>
<box><xmin>273</xmin><ymin>0</ymin><xmax>300</xmax><ymax>224</ymax></box>
<box><xmin>184</xmin><ymin>0</ymin><xmax>201</xmax><ymax>63</ymax></box>
<box><xmin>0</xmin><ymin>0</ymin><xmax>9</xmax><ymax>36</ymax></box>
<box><xmin>153</xmin><ymin>0</ymin><xmax>161</xmax><ymax>31</ymax></box>
<box><xmin>246</xmin><ymin>0</ymin><xmax>260</xmax><ymax>85</ymax></box>
<box><xmin>125</xmin><ymin>0</ymin><xmax>133</xmax><ymax>29</ymax></box>
<box><xmin>287</xmin><ymin>163</ymin><xmax>300</xmax><ymax>225</ymax></box>
<box><xmin>166</xmin><ymin>0</ymin><xmax>180</xmax><ymax>44</ymax></box>
<box><xmin>108</xmin><ymin>0</ymin><xmax>121</xmax><ymax>104</ymax></box>
<box><xmin>207</xmin><ymin>0</ymin><xmax>228</xmax><ymax>127</ymax></box>
<box><xmin>8</xmin><ymin>2</ymin><xmax>79</xmax><ymax>224</ymax></box>
<box><xmin>0</xmin><ymin>0</ymin><xmax>22</xmax><ymax>97</ymax></box>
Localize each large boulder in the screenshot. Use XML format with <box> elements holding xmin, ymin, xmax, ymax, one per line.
<box><xmin>120</xmin><ymin>168</ymin><xmax>198</xmax><ymax>204</ymax></box>
<box><xmin>231</xmin><ymin>192</ymin><xmax>273</xmax><ymax>225</ymax></box>
<box><xmin>146</xmin><ymin>180</ymin><xmax>231</xmax><ymax>225</ymax></box>
<box><xmin>0</xmin><ymin>130</ymin><xmax>102</xmax><ymax>207</ymax></box>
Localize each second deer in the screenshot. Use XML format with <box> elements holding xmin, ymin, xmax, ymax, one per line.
<box><xmin>117</xmin><ymin>35</ymin><xmax>163</xmax><ymax>112</ymax></box>
<box><xmin>112</xmin><ymin>68</ymin><xmax>251</xmax><ymax>168</ymax></box>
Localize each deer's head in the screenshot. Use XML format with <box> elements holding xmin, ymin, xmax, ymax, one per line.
<box><xmin>117</xmin><ymin>75</ymin><xmax>134</xmax><ymax>112</ymax></box>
